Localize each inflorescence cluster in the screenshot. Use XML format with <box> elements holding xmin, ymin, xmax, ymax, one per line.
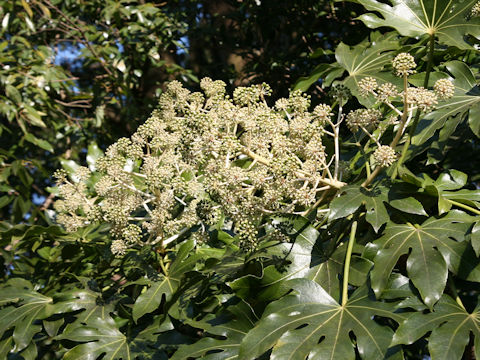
<box><xmin>54</xmin><ymin>53</ymin><xmax>455</xmax><ymax>255</ymax></box>
<box><xmin>55</xmin><ymin>79</ymin><xmax>342</xmax><ymax>254</ymax></box>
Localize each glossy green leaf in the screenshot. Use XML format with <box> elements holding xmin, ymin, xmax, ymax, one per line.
<box><xmin>0</xmin><ymin>279</ymin><xmax>53</xmax><ymax>352</ymax></box>
<box><xmin>392</xmin><ymin>295</ymin><xmax>480</xmax><ymax>360</ymax></box>
<box><xmin>132</xmin><ymin>275</ymin><xmax>179</xmax><ymax>322</ymax></box>
<box><xmin>307</xmin><ymin>241</ymin><xmax>373</xmax><ymax>300</ymax></box>
<box><xmin>389</xmin><ymin>196</ymin><xmax>427</xmax><ymax>216</ymax></box>
<box><xmin>472</xmin><ymin>221</ymin><xmax>480</xmax><ymax>257</ymax></box>
<box><xmin>86</xmin><ymin>142</ymin><xmax>103</xmax><ymax>171</ymax></box>
<box><xmin>22</xmin><ymin>103</ymin><xmax>46</xmax><ymax>127</ymax></box>
<box><xmin>371</xmin><ymin>212</ymin><xmax>479</xmax><ymax>308</ymax></box>
<box><xmin>0</xmin><ymin>338</ymin><xmax>12</xmax><ymax>359</ymax></box>
<box><xmin>329</xmin><ymin>185</ymin><xmax>389</xmax><ymax>232</ymax></box>
<box><xmin>295</xmin><ymin>32</ymin><xmax>400</xmax><ymax>102</ymax></box>
<box><xmin>24</xmin><ymin>133</ymin><xmax>54</xmax><ymax>153</ymax></box>
<box><xmin>355</xmin><ymin>0</ymin><xmax>480</xmax><ymax>49</ymax></box>
<box><xmin>294</xmin><ymin>63</ymin><xmax>344</xmax><ymax>92</ymax></box>
<box><xmin>238</xmin><ymin>280</ymin><xmax>403</xmax><ymax>360</ymax></box>
<box><xmin>335</xmin><ymin>32</ymin><xmax>401</xmax><ymax>105</ymax></box>
<box><xmin>60</xmin><ymin>317</ymin><xmax>133</xmax><ymax>360</ymax></box>
<box><xmin>52</xmin><ymin>288</ymin><xmax>114</xmax><ymax>323</ymax></box>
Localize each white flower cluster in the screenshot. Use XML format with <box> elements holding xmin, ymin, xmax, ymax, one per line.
<box><xmin>54</xmin><ymin>79</ymin><xmax>337</xmax><ymax>254</ymax></box>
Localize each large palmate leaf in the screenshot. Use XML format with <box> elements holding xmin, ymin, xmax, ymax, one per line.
<box><xmin>132</xmin><ymin>239</ymin><xmax>202</xmax><ymax>321</ymax></box>
<box><xmin>0</xmin><ymin>276</ymin><xmax>116</xmax><ymax>357</ymax></box>
<box><xmin>307</xmin><ymin>241</ymin><xmax>373</xmax><ymax>300</ymax></box>
<box><xmin>294</xmin><ymin>32</ymin><xmax>400</xmax><ymax>105</ymax></box>
<box><xmin>392</xmin><ymin>295</ymin><xmax>480</xmax><ymax>360</ymax></box>
<box><xmin>229</xmin><ymin>215</ymin><xmax>321</xmax><ymax>301</ymax></box>
<box><xmin>52</xmin><ymin>287</ymin><xmax>114</xmax><ymax>323</ymax></box>
<box><xmin>370</xmin><ymin>212</ymin><xmax>480</xmax><ymax>308</ymax></box>
<box><xmin>336</xmin><ymin>32</ymin><xmax>401</xmax><ymax>105</ymax></box>
<box><xmin>60</xmin><ymin>316</ymin><xmax>140</xmax><ymax>360</ymax></box>
<box><xmin>355</xmin><ymin>0</ymin><xmax>480</xmax><ymax>49</ymax></box>
<box><xmin>0</xmin><ymin>278</ymin><xmax>54</xmax><ymax>352</ymax></box>
<box><xmin>171</xmin><ymin>302</ymin><xmax>256</xmax><ymax>360</ymax></box>
<box><xmin>238</xmin><ymin>279</ymin><xmax>403</xmax><ymax>360</ymax></box>
<box><xmin>329</xmin><ymin>185</ymin><xmax>389</xmax><ymax>232</ymax></box>
<box><xmin>412</xmin><ymin>61</ymin><xmax>480</xmax><ymax>145</ymax></box>
<box><xmin>59</xmin><ymin>314</ymin><xmax>175</xmax><ymax>360</ymax></box>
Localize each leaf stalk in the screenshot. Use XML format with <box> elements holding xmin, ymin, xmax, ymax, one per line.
<box><xmin>342</xmin><ymin>220</ymin><xmax>357</xmax><ymax>306</ymax></box>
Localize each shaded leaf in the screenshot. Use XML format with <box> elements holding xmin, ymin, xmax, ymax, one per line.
<box><xmin>0</xmin><ymin>278</ymin><xmax>53</xmax><ymax>352</ymax></box>
<box><xmin>132</xmin><ymin>240</ymin><xmax>198</xmax><ymax>321</ymax></box>
<box><xmin>24</xmin><ymin>133</ymin><xmax>54</xmax><ymax>153</ymax></box>
<box><xmin>60</xmin><ymin>317</ymin><xmax>133</xmax><ymax>360</ymax></box>
<box><xmin>171</xmin><ymin>302</ymin><xmax>256</xmax><ymax>360</ymax></box>
<box><xmin>392</xmin><ymin>295</ymin><xmax>480</xmax><ymax>360</ymax></box>
<box><xmin>329</xmin><ymin>185</ymin><xmax>389</xmax><ymax>232</ymax></box>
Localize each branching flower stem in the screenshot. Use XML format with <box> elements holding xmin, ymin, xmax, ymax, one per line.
<box><xmin>240</xmin><ymin>146</ymin><xmax>346</xmax><ymax>189</ymax></box>
<box><xmin>333</xmin><ymin>103</ymin><xmax>343</xmax><ymax>180</ymax></box>
<box><xmin>342</xmin><ymin>220</ymin><xmax>358</xmax><ymax>306</ymax></box>
<box><xmin>362</xmin><ymin>74</ymin><xmax>409</xmax><ymax>187</ymax></box>
<box><xmin>394</xmin><ymin>34</ymin><xmax>436</xmax><ymax>177</ymax></box>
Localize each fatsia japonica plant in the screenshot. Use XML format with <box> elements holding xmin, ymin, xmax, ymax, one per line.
<box><xmin>1</xmin><ymin>1</ymin><xmax>480</xmax><ymax>359</ymax></box>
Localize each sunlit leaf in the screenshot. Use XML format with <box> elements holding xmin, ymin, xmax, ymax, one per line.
<box><xmin>238</xmin><ymin>279</ymin><xmax>403</xmax><ymax>360</ymax></box>
<box><xmin>355</xmin><ymin>0</ymin><xmax>480</xmax><ymax>49</ymax></box>
<box><xmin>371</xmin><ymin>212</ymin><xmax>480</xmax><ymax>308</ymax></box>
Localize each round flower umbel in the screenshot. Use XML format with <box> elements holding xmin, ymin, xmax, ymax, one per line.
<box><xmin>376</xmin><ymin>83</ymin><xmax>398</xmax><ymax>103</ymax></box>
<box><xmin>358</xmin><ymin>77</ymin><xmax>378</xmax><ymax>96</ymax></box>
<box><xmin>434</xmin><ymin>79</ymin><xmax>455</xmax><ymax>100</ymax></box>
<box><xmin>404</xmin><ymin>87</ymin><xmax>438</xmax><ymax>112</ymax></box>
<box><xmin>392</xmin><ymin>53</ymin><xmax>416</xmax><ymax>77</ymax></box>
<box><xmin>346</xmin><ymin>108</ymin><xmax>382</xmax><ymax>132</ymax></box>
<box><xmin>471</xmin><ymin>1</ymin><xmax>480</xmax><ymax>17</ymax></box>
<box><xmin>373</xmin><ymin>145</ymin><xmax>397</xmax><ymax>167</ymax></box>
<box><xmin>54</xmin><ymin>79</ymin><xmax>342</xmax><ymax>255</ymax></box>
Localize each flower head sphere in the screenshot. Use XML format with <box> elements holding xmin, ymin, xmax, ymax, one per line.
<box><xmin>392</xmin><ymin>53</ymin><xmax>416</xmax><ymax>77</ymax></box>
<box><xmin>373</xmin><ymin>145</ymin><xmax>397</xmax><ymax>167</ymax></box>
<box><xmin>434</xmin><ymin>78</ymin><xmax>455</xmax><ymax>100</ymax></box>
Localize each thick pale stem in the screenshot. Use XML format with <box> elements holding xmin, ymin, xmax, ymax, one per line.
<box><xmin>448</xmin><ymin>277</ymin><xmax>466</xmax><ymax>311</ymax></box>
<box><xmin>342</xmin><ymin>221</ymin><xmax>357</xmax><ymax>306</ymax></box>
<box><xmin>447</xmin><ymin>199</ymin><xmax>480</xmax><ymax>215</ymax></box>
<box><xmin>334</xmin><ymin>104</ymin><xmax>342</xmax><ymax>180</ymax></box>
